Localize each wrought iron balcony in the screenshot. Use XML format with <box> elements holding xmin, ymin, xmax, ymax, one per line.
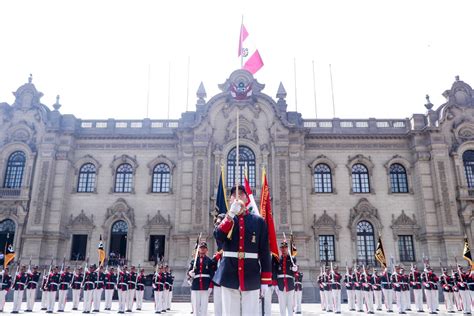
<box><xmin>0</xmin><ymin>187</ymin><xmax>29</xmax><ymax>200</ymax></box>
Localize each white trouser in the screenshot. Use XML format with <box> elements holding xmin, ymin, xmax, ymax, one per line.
<box><xmin>319</xmin><ymin>290</ymin><xmax>326</xmax><ymax>310</ymax></box>
<box><xmin>425</xmin><ymin>289</ymin><xmax>436</xmax><ymax>313</ymax></box>
<box><xmin>444</xmin><ymin>291</ymin><xmax>454</xmax><ymax>312</ymax></box>
<box><xmin>363</xmin><ymin>290</ymin><xmax>374</xmax><ymax>312</ymax></box>
<box><xmin>355</xmin><ymin>290</ymin><xmax>363</xmax><ymax>311</ymax></box>
<box><xmin>413</xmin><ymin>289</ymin><xmax>423</xmax><ymax>311</ymax></box>
<box><xmin>395</xmin><ymin>291</ymin><xmax>404</xmax><ymax>313</ymax></box>
<box><xmin>105</xmin><ymin>289</ymin><xmax>114</xmax><ymax>309</ymax></box>
<box><xmin>154</xmin><ymin>291</ymin><xmax>163</xmax><ymax>312</ymax></box>
<box><xmin>373</xmin><ymin>290</ymin><xmax>382</xmax><ymax>310</ymax></box>
<box><xmin>136</xmin><ymin>289</ymin><xmax>144</xmax><ymax>309</ymax></box>
<box><xmin>382</xmin><ymin>288</ymin><xmax>393</xmax><ymax>311</ymax></box>
<box><xmin>163</xmin><ymin>289</ymin><xmax>169</xmax><ymax>311</ymax></box>
<box><xmin>214</xmin><ymin>286</ymin><xmax>223</xmax><ymax>316</ymax></box>
<box><xmin>0</xmin><ymin>290</ymin><xmax>6</xmax><ymax>311</ymax></box>
<box><xmin>83</xmin><ymin>289</ymin><xmax>94</xmax><ymax>312</ymax></box>
<box><xmin>168</xmin><ymin>288</ymin><xmax>173</xmax><ymax>309</ymax></box>
<box><xmin>324</xmin><ymin>290</ymin><xmax>333</xmax><ymax>311</ymax></box>
<box><xmin>346</xmin><ymin>289</ymin><xmax>355</xmax><ymax>310</ymax></box>
<box><xmin>127</xmin><ymin>289</ymin><xmax>135</xmax><ymax>311</ymax></box>
<box><xmin>58</xmin><ymin>289</ymin><xmax>68</xmax><ymax>311</ymax></box>
<box><xmin>460</xmin><ymin>290</ymin><xmax>472</xmax><ymax>314</ymax></box>
<box><xmin>72</xmin><ymin>289</ymin><xmax>81</xmax><ymax>309</ymax></box>
<box><xmin>277</xmin><ymin>289</ymin><xmax>294</xmax><ymax>316</ymax></box>
<box><xmin>403</xmin><ymin>289</ymin><xmax>411</xmax><ymax>310</ymax></box>
<box><xmin>118</xmin><ymin>290</ymin><xmax>128</xmax><ymax>312</ymax></box>
<box><xmin>41</xmin><ymin>290</ymin><xmax>48</xmax><ymax>308</ymax></box>
<box><xmin>13</xmin><ymin>290</ymin><xmax>24</xmax><ymax>312</ymax></box>
<box><xmin>454</xmin><ymin>291</ymin><xmax>462</xmax><ymax>310</ymax></box>
<box><xmin>93</xmin><ymin>288</ymin><xmax>103</xmax><ymax>311</ymax></box>
<box><xmin>221</xmin><ymin>286</ymin><xmax>260</xmax><ymax>316</ymax></box>
<box><xmin>331</xmin><ymin>289</ymin><xmax>341</xmax><ymax>313</ymax></box>
<box><xmin>192</xmin><ymin>290</ymin><xmax>209</xmax><ymax>316</ymax></box>
<box><xmin>26</xmin><ymin>288</ymin><xmax>36</xmax><ymax>311</ymax></box>
<box><xmin>294</xmin><ymin>290</ymin><xmax>302</xmax><ymax>313</ymax></box>
<box><xmin>47</xmin><ymin>290</ymin><xmax>56</xmax><ymax>312</ymax></box>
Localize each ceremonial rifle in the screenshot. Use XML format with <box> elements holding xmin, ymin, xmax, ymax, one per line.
<box><xmin>27</xmin><ymin>256</ymin><xmax>32</xmax><ymax>274</ymax></box>
<box><xmin>455</xmin><ymin>256</ymin><xmax>464</xmax><ymax>283</ymax></box>
<box><xmin>330</xmin><ymin>261</ymin><xmax>335</xmax><ymax>283</ymax></box>
<box><xmin>81</xmin><ymin>257</ymin><xmax>89</xmax><ymax>288</ymax></box>
<box><xmin>282</xmin><ymin>232</ymin><xmax>296</xmax><ymax>267</ymax></box>
<box><xmin>192</xmin><ymin>232</ymin><xmax>202</xmax><ymax>272</ymax></box>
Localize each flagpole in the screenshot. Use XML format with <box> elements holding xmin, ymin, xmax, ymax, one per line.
<box><xmin>294</xmin><ymin>57</ymin><xmax>298</xmax><ymax>112</ymax></box>
<box><xmin>312</xmin><ymin>60</ymin><xmax>318</xmax><ymax>118</ymax></box>
<box><xmin>240</xmin><ymin>15</ymin><xmax>244</xmax><ymax>68</ymax></box>
<box><xmin>329</xmin><ymin>64</ymin><xmax>336</xmax><ymax>117</ymax></box>
<box><xmin>186</xmin><ymin>56</ymin><xmax>190</xmax><ymax>112</ymax></box>
<box><xmin>236</xmin><ymin>109</ymin><xmax>240</xmax><ymax>198</ymax></box>
<box><xmin>146</xmin><ymin>64</ymin><xmax>151</xmax><ymax>118</ymax></box>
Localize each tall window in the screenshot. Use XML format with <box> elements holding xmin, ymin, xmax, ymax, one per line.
<box><xmin>3</xmin><ymin>151</ymin><xmax>26</xmax><ymax>188</ymax></box>
<box><xmin>115</xmin><ymin>163</ymin><xmax>133</xmax><ymax>193</ymax></box>
<box><xmin>319</xmin><ymin>235</ymin><xmax>335</xmax><ymax>262</ymax></box>
<box><xmin>0</xmin><ymin>219</ymin><xmax>15</xmax><ymax>258</ymax></box>
<box><xmin>390</xmin><ymin>163</ymin><xmax>408</xmax><ymax>193</ymax></box>
<box><xmin>148</xmin><ymin>235</ymin><xmax>166</xmax><ymax>263</ymax></box>
<box><xmin>398</xmin><ymin>235</ymin><xmax>415</xmax><ymax>262</ymax></box>
<box><xmin>110</xmin><ymin>220</ymin><xmax>128</xmax><ymax>263</ymax></box>
<box><xmin>227</xmin><ymin>146</ymin><xmax>256</xmax><ymax>188</ymax></box>
<box><xmin>77</xmin><ymin>163</ymin><xmax>96</xmax><ymax>193</ymax></box>
<box><xmin>356</xmin><ymin>221</ymin><xmax>375</xmax><ymax>266</ymax></box>
<box><xmin>463</xmin><ymin>150</ymin><xmax>474</xmax><ymax>188</ymax></box>
<box><xmin>314</xmin><ymin>164</ymin><xmax>333</xmax><ymax>193</ymax></box>
<box><xmin>70</xmin><ymin>234</ymin><xmax>87</xmax><ymax>261</ymax></box>
<box><xmin>352</xmin><ymin>164</ymin><xmax>370</xmax><ymax>193</ymax></box>
<box><xmin>152</xmin><ymin>163</ymin><xmax>171</xmax><ymax>193</ymax></box>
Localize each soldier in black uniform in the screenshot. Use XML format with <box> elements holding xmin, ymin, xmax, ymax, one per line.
<box><xmin>371</xmin><ymin>268</ymin><xmax>382</xmax><ymax>311</ymax></box>
<box><xmin>439</xmin><ymin>267</ymin><xmax>455</xmax><ymax>313</ymax></box>
<box><xmin>104</xmin><ymin>267</ymin><xmax>117</xmax><ymax>310</ymax></box>
<box><xmin>276</xmin><ymin>241</ymin><xmax>297</xmax><ymax>316</ymax></box>
<box><xmin>153</xmin><ymin>264</ymin><xmax>165</xmax><ymax>314</ymax></box>
<box><xmin>93</xmin><ymin>265</ymin><xmax>105</xmax><ymax>312</ymax></box>
<box><xmin>0</xmin><ymin>267</ymin><xmax>11</xmax><ymax>312</ymax></box>
<box><xmin>71</xmin><ymin>266</ymin><xmax>83</xmax><ymax>310</ymax></box>
<box><xmin>344</xmin><ymin>267</ymin><xmax>356</xmax><ymax>311</ymax></box>
<box><xmin>58</xmin><ymin>266</ymin><xmax>73</xmax><ymax>312</ymax></box>
<box><xmin>26</xmin><ymin>265</ymin><xmax>40</xmax><ymax>312</ymax></box>
<box><xmin>46</xmin><ymin>266</ymin><xmax>60</xmax><ymax>314</ymax></box>
<box><xmin>294</xmin><ymin>268</ymin><xmax>303</xmax><ymax>314</ymax></box>
<box><xmin>380</xmin><ymin>267</ymin><xmax>393</xmax><ymax>312</ymax></box>
<box><xmin>12</xmin><ymin>265</ymin><xmax>28</xmax><ymax>314</ymax></box>
<box><xmin>117</xmin><ymin>265</ymin><xmax>129</xmax><ymax>314</ymax></box>
<box><xmin>135</xmin><ymin>268</ymin><xmax>145</xmax><ymax>310</ymax></box>
<box><xmin>82</xmin><ymin>264</ymin><xmax>97</xmax><ymax>313</ymax></box>
<box><xmin>361</xmin><ymin>267</ymin><xmax>374</xmax><ymax>314</ymax></box>
<box><xmin>127</xmin><ymin>266</ymin><xmax>137</xmax><ymax>312</ymax></box>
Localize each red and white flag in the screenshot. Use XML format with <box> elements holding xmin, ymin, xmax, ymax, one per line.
<box><xmin>238</xmin><ymin>23</ymin><xmax>264</xmax><ymax>74</ymax></box>
<box><xmin>244</xmin><ymin>168</ymin><xmax>260</xmax><ymax>216</ymax></box>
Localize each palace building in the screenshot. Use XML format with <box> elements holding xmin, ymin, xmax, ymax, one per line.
<box><xmin>1</xmin><ymin>70</ymin><xmax>474</xmax><ymax>301</ymax></box>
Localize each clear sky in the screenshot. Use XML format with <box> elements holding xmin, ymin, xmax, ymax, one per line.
<box><xmin>1</xmin><ymin>0</ymin><xmax>474</xmax><ymax>120</ymax></box>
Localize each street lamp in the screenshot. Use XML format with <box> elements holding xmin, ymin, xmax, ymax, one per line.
<box><xmin>323</xmin><ymin>240</ymin><xmax>329</xmax><ymax>268</ymax></box>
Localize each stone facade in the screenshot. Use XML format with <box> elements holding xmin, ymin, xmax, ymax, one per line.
<box><xmin>1</xmin><ymin>70</ymin><xmax>474</xmax><ymax>301</ymax></box>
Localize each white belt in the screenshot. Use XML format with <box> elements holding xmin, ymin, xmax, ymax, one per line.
<box><xmin>295</xmin><ymin>282</ymin><xmax>302</xmax><ymax>284</ymax></box>
<box><xmin>60</xmin><ymin>282</ymin><xmax>69</xmax><ymax>285</ymax></box>
<box><xmin>74</xmin><ymin>282</ymin><xmax>82</xmax><ymax>284</ymax></box>
<box><xmin>193</xmin><ymin>274</ymin><xmax>210</xmax><ymax>279</ymax></box>
<box><xmin>277</xmin><ymin>274</ymin><xmax>294</xmax><ymax>279</ymax></box>
<box><xmin>28</xmin><ymin>281</ymin><xmax>38</xmax><ymax>285</ymax></box>
<box><xmin>16</xmin><ymin>282</ymin><xmax>25</xmax><ymax>285</ymax></box>
<box><xmin>85</xmin><ymin>281</ymin><xmax>94</xmax><ymax>284</ymax></box>
<box><xmin>106</xmin><ymin>282</ymin><xmax>116</xmax><ymax>285</ymax></box>
<box><xmin>223</xmin><ymin>251</ymin><xmax>258</xmax><ymax>259</ymax></box>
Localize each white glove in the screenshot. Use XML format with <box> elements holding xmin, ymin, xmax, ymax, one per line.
<box><xmin>260</xmin><ymin>284</ymin><xmax>268</xmax><ymax>296</ymax></box>
<box><xmin>228</xmin><ymin>201</ymin><xmax>241</xmax><ymax>218</ymax></box>
<box><xmin>291</xmin><ymin>265</ymin><xmax>298</xmax><ymax>272</ymax></box>
<box><xmin>188</xmin><ymin>271</ymin><xmax>195</xmax><ymax>278</ymax></box>
<box><xmin>208</xmin><ymin>287</ymin><xmax>213</xmax><ymax>294</ymax></box>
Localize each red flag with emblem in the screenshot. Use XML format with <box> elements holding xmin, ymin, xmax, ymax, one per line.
<box><xmin>259</xmin><ymin>167</ymin><xmax>278</xmax><ymax>259</ymax></box>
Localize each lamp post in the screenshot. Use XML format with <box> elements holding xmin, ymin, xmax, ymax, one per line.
<box><xmin>323</xmin><ymin>240</ymin><xmax>329</xmax><ymax>268</ymax></box>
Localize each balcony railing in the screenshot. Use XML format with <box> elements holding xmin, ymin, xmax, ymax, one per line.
<box><xmin>0</xmin><ymin>187</ymin><xmax>28</xmax><ymax>200</ymax></box>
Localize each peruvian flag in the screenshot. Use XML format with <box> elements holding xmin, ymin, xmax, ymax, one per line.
<box><xmin>244</xmin><ymin>168</ymin><xmax>260</xmax><ymax>216</ymax></box>
<box><xmin>260</xmin><ymin>167</ymin><xmax>279</xmax><ymax>259</ymax></box>
<box><xmin>238</xmin><ymin>23</ymin><xmax>264</xmax><ymax>74</ymax></box>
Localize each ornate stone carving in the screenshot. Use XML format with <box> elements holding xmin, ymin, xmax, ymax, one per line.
<box><xmin>34</xmin><ymin>161</ymin><xmax>50</xmax><ymax>224</ymax></box>
<box><xmin>67</xmin><ymin>209</ymin><xmax>95</xmax><ymax>229</ymax></box>
<box><xmin>143</xmin><ymin>210</ymin><xmax>172</xmax><ymax>242</ymax></box>
<box><xmin>437</xmin><ymin>161</ymin><xmax>453</xmax><ymax>225</ymax></box>
<box><xmin>218</xmin><ymin>69</ymin><xmax>265</xmax><ymax>104</ymax></box>
<box><xmin>312</xmin><ymin>210</ymin><xmax>341</xmax><ymax>240</ymax></box>
<box><xmin>195</xmin><ymin>159</ymin><xmax>204</xmax><ymax>224</ymax></box>
<box><xmin>348</xmin><ymin>198</ymin><xmax>382</xmax><ymax>241</ymax></box>
<box><xmin>279</xmin><ymin>159</ymin><xmax>288</xmax><ymax>225</ymax></box>
<box><xmin>390</xmin><ymin>210</ymin><xmax>420</xmax><ymax>240</ymax></box>
<box><xmin>104</xmin><ymin>198</ymin><xmax>135</xmax><ymax>227</ymax></box>
<box><xmin>145</xmin><ymin>210</ymin><xmax>171</xmax><ymax>226</ymax></box>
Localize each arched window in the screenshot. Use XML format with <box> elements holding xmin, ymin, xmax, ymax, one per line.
<box><xmin>352</xmin><ymin>164</ymin><xmax>370</xmax><ymax>193</ymax></box>
<box><xmin>390</xmin><ymin>163</ymin><xmax>408</xmax><ymax>193</ymax></box>
<box><xmin>314</xmin><ymin>164</ymin><xmax>333</xmax><ymax>193</ymax></box>
<box><xmin>115</xmin><ymin>163</ymin><xmax>133</xmax><ymax>193</ymax></box>
<box><xmin>111</xmin><ymin>220</ymin><xmax>128</xmax><ymax>234</ymax></box>
<box><xmin>227</xmin><ymin>146</ymin><xmax>256</xmax><ymax>188</ymax></box>
<box><xmin>77</xmin><ymin>163</ymin><xmax>96</xmax><ymax>193</ymax></box>
<box><xmin>152</xmin><ymin>163</ymin><xmax>171</xmax><ymax>193</ymax></box>
<box><xmin>356</xmin><ymin>221</ymin><xmax>375</xmax><ymax>266</ymax></box>
<box><xmin>463</xmin><ymin>150</ymin><xmax>474</xmax><ymax>188</ymax></box>
<box><xmin>0</xmin><ymin>219</ymin><xmax>15</xmax><ymax>255</ymax></box>
<box><xmin>3</xmin><ymin>151</ymin><xmax>26</xmax><ymax>189</ymax></box>
<box><xmin>110</xmin><ymin>220</ymin><xmax>128</xmax><ymax>261</ymax></box>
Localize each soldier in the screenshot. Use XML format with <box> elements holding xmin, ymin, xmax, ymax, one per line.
<box><xmin>127</xmin><ymin>265</ymin><xmax>137</xmax><ymax>312</ymax></box>
<box><xmin>454</xmin><ymin>265</ymin><xmax>470</xmax><ymax>315</ymax></box>
<box><xmin>163</xmin><ymin>264</ymin><xmax>171</xmax><ymax>313</ymax></box>
<box><xmin>343</xmin><ymin>266</ymin><xmax>356</xmax><ymax>311</ymax></box>
<box><xmin>152</xmin><ymin>264</ymin><xmax>165</xmax><ymax>314</ymax></box>
<box><xmin>353</xmin><ymin>266</ymin><xmax>364</xmax><ymax>312</ymax></box>
<box><xmin>25</xmin><ymin>265</ymin><xmax>40</xmax><ymax>312</ymax></box>
<box><xmin>93</xmin><ymin>265</ymin><xmax>105</xmax><ymax>312</ymax></box>
<box><xmin>275</xmin><ymin>240</ymin><xmax>297</xmax><ymax>316</ymax></box>
<box><xmin>136</xmin><ymin>268</ymin><xmax>146</xmax><ymax>310</ymax></box>
<box><xmin>317</xmin><ymin>268</ymin><xmax>326</xmax><ymax>311</ymax></box>
<box><xmin>371</xmin><ymin>268</ymin><xmax>382</xmax><ymax>311</ymax></box>
<box><xmin>409</xmin><ymin>265</ymin><xmax>423</xmax><ymax>312</ymax></box>
<box><xmin>424</xmin><ymin>266</ymin><xmax>438</xmax><ymax>314</ymax></box>
<box><xmin>294</xmin><ymin>268</ymin><xmax>303</xmax><ymax>314</ymax></box>
<box><xmin>46</xmin><ymin>266</ymin><xmax>60</xmax><ymax>314</ymax></box>
<box><xmin>452</xmin><ymin>269</ymin><xmax>462</xmax><ymax>312</ymax></box>
<box><xmin>213</xmin><ymin>185</ymin><xmax>271</xmax><ymax>316</ymax></box>
<box><xmin>380</xmin><ymin>267</ymin><xmax>393</xmax><ymax>312</ymax></box>
<box><xmin>391</xmin><ymin>265</ymin><xmax>405</xmax><ymax>314</ymax></box>
<box><xmin>0</xmin><ymin>267</ymin><xmax>11</xmax><ymax>312</ymax></box>
<box><xmin>323</xmin><ymin>267</ymin><xmax>333</xmax><ymax>312</ymax></box>
<box><xmin>188</xmin><ymin>241</ymin><xmax>216</xmax><ymax>316</ymax></box>
<box><xmin>71</xmin><ymin>266</ymin><xmax>84</xmax><ymax>311</ymax></box>
<box><xmin>330</xmin><ymin>265</ymin><xmax>342</xmax><ymax>314</ymax></box>
<box><xmin>361</xmin><ymin>266</ymin><xmax>374</xmax><ymax>314</ymax></box>
<box><xmin>58</xmin><ymin>266</ymin><xmax>73</xmax><ymax>312</ymax></box>
<box><xmin>467</xmin><ymin>269</ymin><xmax>474</xmax><ymax>311</ymax></box>
<box><xmin>40</xmin><ymin>270</ymin><xmax>49</xmax><ymax>310</ymax></box>
<box><xmin>117</xmin><ymin>265</ymin><xmax>129</xmax><ymax>314</ymax></box>
<box><xmin>104</xmin><ymin>267</ymin><xmax>117</xmax><ymax>310</ymax></box>
<box><xmin>11</xmin><ymin>265</ymin><xmax>28</xmax><ymax>313</ymax></box>
<box><xmin>439</xmin><ymin>267</ymin><xmax>455</xmax><ymax>313</ymax></box>
<box><xmin>167</xmin><ymin>268</ymin><xmax>174</xmax><ymax>311</ymax></box>
<box><xmin>82</xmin><ymin>264</ymin><xmax>97</xmax><ymax>314</ymax></box>
<box><xmin>399</xmin><ymin>268</ymin><xmax>410</xmax><ymax>312</ymax></box>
